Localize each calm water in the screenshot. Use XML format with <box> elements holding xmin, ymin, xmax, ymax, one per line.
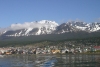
<box><xmin>0</xmin><ymin>54</ymin><xmax>100</xmax><ymax>67</ymax></box>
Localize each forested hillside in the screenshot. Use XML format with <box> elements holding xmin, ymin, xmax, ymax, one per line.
<box><xmin>0</xmin><ymin>37</ymin><xmax>100</xmax><ymax>47</ymax></box>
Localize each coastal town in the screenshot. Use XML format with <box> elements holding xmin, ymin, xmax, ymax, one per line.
<box><xmin>0</xmin><ymin>45</ymin><xmax>100</xmax><ymax>55</ymax></box>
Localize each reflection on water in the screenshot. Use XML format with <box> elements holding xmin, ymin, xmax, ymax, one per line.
<box><xmin>0</xmin><ymin>54</ymin><xmax>99</xmax><ymax>67</ymax></box>
<box><xmin>55</xmin><ymin>54</ymin><xmax>100</xmax><ymax>67</ymax></box>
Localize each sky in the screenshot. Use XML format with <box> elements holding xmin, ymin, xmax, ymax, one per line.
<box><xmin>0</xmin><ymin>0</ymin><xmax>100</xmax><ymax>28</ymax></box>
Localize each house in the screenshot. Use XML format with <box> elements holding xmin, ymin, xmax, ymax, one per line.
<box><xmin>94</xmin><ymin>46</ymin><xmax>100</xmax><ymax>51</ymax></box>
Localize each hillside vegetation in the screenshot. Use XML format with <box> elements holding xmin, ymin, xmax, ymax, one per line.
<box><xmin>0</xmin><ymin>37</ymin><xmax>100</xmax><ymax>47</ymax></box>
<box><xmin>0</xmin><ymin>32</ymin><xmax>100</xmax><ymax>47</ymax></box>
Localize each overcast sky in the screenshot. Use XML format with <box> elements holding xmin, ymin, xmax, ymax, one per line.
<box><xmin>0</xmin><ymin>0</ymin><xmax>100</xmax><ymax>28</ymax></box>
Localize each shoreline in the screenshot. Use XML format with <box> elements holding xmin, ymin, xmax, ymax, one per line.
<box><xmin>4</xmin><ymin>53</ymin><xmax>100</xmax><ymax>56</ymax></box>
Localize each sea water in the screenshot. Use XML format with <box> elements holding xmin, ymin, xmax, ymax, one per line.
<box><xmin>0</xmin><ymin>54</ymin><xmax>99</xmax><ymax>67</ymax></box>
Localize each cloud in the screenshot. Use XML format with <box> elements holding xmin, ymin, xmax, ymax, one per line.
<box><xmin>6</xmin><ymin>20</ymin><xmax>59</xmax><ymax>31</ymax></box>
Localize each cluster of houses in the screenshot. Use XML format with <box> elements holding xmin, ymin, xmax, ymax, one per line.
<box><xmin>0</xmin><ymin>45</ymin><xmax>100</xmax><ymax>55</ymax></box>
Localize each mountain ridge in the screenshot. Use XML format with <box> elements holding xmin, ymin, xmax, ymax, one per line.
<box><xmin>0</xmin><ymin>20</ymin><xmax>100</xmax><ymax>37</ymax></box>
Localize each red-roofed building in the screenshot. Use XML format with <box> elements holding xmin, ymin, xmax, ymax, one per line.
<box><xmin>94</xmin><ymin>46</ymin><xmax>100</xmax><ymax>51</ymax></box>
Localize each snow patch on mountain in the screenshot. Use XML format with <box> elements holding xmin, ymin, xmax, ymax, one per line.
<box><xmin>25</xmin><ymin>28</ymin><xmax>33</xmax><ymax>35</ymax></box>
<box><xmin>36</xmin><ymin>28</ymin><xmax>41</xmax><ymax>35</ymax></box>
<box><xmin>75</xmin><ymin>26</ymin><xmax>87</xmax><ymax>30</ymax></box>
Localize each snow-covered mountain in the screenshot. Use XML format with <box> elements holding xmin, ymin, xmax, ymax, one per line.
<box><xmin>0</xmin><ymin>20</ymin><xmax>100</xmax><ymax>37</ymax></box>
<box><xmin>55</xmin><ymin>21</ymin><xmax>100</xmax><ymax>34</ymax></box>
<box><xmin>0</xmin><ymin>20</ymin><xmax>58</xmax><ymax>37</ymax></box>
<box><xmin>66</xmin><ymin>21</ymin><xmax>100</xmax><ymax>32</ymax></box>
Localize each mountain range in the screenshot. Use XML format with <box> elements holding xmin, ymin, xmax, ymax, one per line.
<box><xmin>0</xmin><ymin>20</ymin><xmax>100</xmax><ymax>41</ymax></box>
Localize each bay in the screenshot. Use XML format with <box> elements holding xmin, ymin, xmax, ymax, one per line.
<box><xmin>0</xmin><ymin>54</ymin><xmax>99</xmax><ymax>67</ymax></box>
